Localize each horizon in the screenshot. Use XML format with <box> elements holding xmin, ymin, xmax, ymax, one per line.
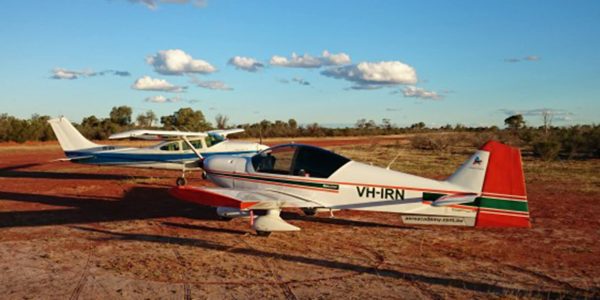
<box><xmin>1</xmin><ymin>0</ymin><xmax>599</xmax><ymax>127</ymax></box>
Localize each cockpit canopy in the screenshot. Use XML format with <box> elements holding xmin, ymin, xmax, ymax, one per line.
<box><xmin>251</xmin><ymin>144</ymin><xmax>350</xmax><ymax>178</ymax></box>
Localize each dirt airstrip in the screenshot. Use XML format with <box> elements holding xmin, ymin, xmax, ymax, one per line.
<box><xmin>0</xmin><ymin>138</ymin><xmax>598</xmax><ymax>299</ymax></box>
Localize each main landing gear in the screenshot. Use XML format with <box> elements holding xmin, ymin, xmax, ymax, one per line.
<box><xmin>176</xmin><ymin>166</ymin><xmax>187</xmax><ymax>186</ymax></box>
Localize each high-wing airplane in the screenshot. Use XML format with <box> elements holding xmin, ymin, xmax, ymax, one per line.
<box><xmin>170</xmin><ymin>141</ymin><xmax>530</xmax><ymax>236</ymax></box>
<box><xmin>48</xmin><ymin>117</ymin><xmax>268</xmax><ymax>185</ymax></box>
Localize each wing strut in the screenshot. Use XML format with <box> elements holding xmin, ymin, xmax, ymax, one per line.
<box><xmin>181</xmin><ymin>136</ymin><xmax>204</xmax><ymax>160</ymax></box>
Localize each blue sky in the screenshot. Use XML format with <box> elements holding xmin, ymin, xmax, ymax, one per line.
<box><xmin>1</xmin><ymin>0</ymin><xmax>598</xmax><ymax>127</ymax></box>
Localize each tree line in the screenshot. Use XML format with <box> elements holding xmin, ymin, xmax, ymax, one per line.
<box><xmin>0</xmin><ymin>106</ymin><xmax>598</xmax><ymax>160</ymax></box>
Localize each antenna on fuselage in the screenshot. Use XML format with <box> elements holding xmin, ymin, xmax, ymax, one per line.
<box><xmin>386</xmin><ymin>153</ymin><xmax>402</xmax><ymax>170</ymax></box>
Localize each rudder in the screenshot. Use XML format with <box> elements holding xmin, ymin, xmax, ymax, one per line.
<box><xmin>475</xmin><ymin>141</ymin><xmax>530</xmax><ymax>228</ymax></box>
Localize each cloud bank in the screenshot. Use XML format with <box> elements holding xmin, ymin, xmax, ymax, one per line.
<box><xmin>191</xmin><ymin>77</ymin><xmax>233</xmax><ymax>91</ymax></box>
<box><xmin>50</xmin><ymin>68</ymin><xmax>130</xmax><ymax>80</ymax></box>
<box><xmin>499</xmin><ymin>108</ymin><xmax>573</xmax><ymax>121</ymax></box>
<box><xmin>504</xmin><ymin>55</ymin><xmax>541</xmax><ymax>63</ymax></box>
<box><xmin>126</xmin><ymin>0</ymin><xmax>207</xmax><ymax>10</ymax></box>
<box><xmin>270</xmin><ymin>50</ymin><xmax>351</xmax><ymax>68</ymax></box>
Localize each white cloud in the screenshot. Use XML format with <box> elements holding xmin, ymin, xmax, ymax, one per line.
<box><xmin>504</xmin><ymin>55</ymin><xmax>541</xmax><ymax>63</ymax></box>
<box><xmin>291</xmin><ymin>77</ymin><xmax>310</xmax><ymax>86</ymax></box>
<box><xmin>228</xmin><ymin>56</ymin><xmax>264</xmax><ymax>72</ymax></box>
<box><xmin>127</xmin><ymin>0</ymin><xmax>207</xmax><ymax>10</ymax></box>
<box><xmin>191</xmin><ymin>77</ymin><xmax>233</xmax><ymax>91</ymax></box>
<box><xmin>321</xmin><ymin>50</ymin><xmax>351</xmax><ymax>65</ymax></box>
<box><xmin>145</xmin><ymin>95</ymin><xmax>181</xmax><ymax>103</ymax></box>
<box><xmin>524</xmin><ymin>55</ymin><xmax>540</xmax><ymax>61</ymax></box>
<box><xmin>278</xmin><ymin>77</ymin><xmax>310</xmax><ymax>86</ymax></box>
<box><xmin>50</xmin><ymin>68</ymin><xmax>130</xmax><ymax>80</ymax></box>
<box><xmin>270</xmin><ymin>50</ymin><xmax>351</xmax><ymax>68</ymax></box>
<box><xmin>322</xmin><ymin>61</ymin><xmax>417</xmax><ymax>89</ymax></box>
<box><xmin>131</xmin><ymin>76</ymin><xmax>186</xmax><ymax>92</ymax></box>
<box><xmin>146</xmin><ymin>49</ymin><xmax>216</xmax><ymax>75</ymax></box>
<box><xmin>402</xmin><ymin>86</ymin><xmax>442</xmax><ymax>100</ymax></box>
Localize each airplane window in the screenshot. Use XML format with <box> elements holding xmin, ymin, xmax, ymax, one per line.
<box><xmin>205</xmin><ymin>136</ymin><xmax>223</xmax><ymax>147</ymax></box>
<box><xmin>252</xmin><ymin>145</ymin><xmax>295</xmax><ymax>175</ymax></box>
<box><xmin>160</xmin><ymin>142</ymin><xmax>180</xmax><ymax>151</ymax></box>
<box><xmin>182</xmin><ymin>140</ymin><xmax>203</xmax><ymax>150</ymax></box>
<box><xmin>292</xmin><ymin>146</ymin><xmax>350</xmax><ymax>178</ymax></box>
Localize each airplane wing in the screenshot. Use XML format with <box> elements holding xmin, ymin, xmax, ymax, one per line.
<box><xmin>109</xmin><ymin>129</ymin><xmax>208</xmax><ymax>140</ymax></box>
<box><xmin>207</xmin><ymin>128</ymin><xmax>245</xmax><ymax>139</ymax></box>
<box><xmin>170</xmin><ymin>186</ymin><xmax>319</xmax><ymax>210</ymax></box>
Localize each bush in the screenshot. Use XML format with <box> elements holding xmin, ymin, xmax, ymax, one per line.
<box><xmin>533</xmin><ymin>140</ymin><xmax>561</xmax><ymax>161</ymax></box>
<box><xmin>410</xmin><ymin>134</ymin><xmax>457</xmax><ymax>152</ymax></box>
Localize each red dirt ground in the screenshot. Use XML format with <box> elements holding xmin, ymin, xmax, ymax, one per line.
<box><xmin>0</xmin><ymin>140</ymin><xmax>598</xmax><ymax>299</ymax></box>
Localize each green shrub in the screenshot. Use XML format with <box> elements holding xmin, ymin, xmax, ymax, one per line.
<box><xmin>533</xmin><ymin>140</ymin><xmax>561</xmax><ymax>161</ymax></box>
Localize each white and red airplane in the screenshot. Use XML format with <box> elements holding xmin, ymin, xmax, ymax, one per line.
<box><xmin>170</xmin><ymin>141</ymin><xmax>530</xmax><ymax>236</ymax></box>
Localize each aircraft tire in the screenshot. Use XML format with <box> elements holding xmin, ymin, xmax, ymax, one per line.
<box><xmin>176</xmin><ymin>177</ymin><xmax>187</xmax><ymax>186</ymax></box>
<box><xmin>256</xmin><ymin>231</ymin><xmax>271</xmax><ymax>237</ymax></box>
<box><xmin>302</xmin><ymin>208</ymin><xmax>317</xmax><ymax>216</ymax></box>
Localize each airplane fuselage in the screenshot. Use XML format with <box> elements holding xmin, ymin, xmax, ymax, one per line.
<box><xmin>204</xmin><ymin>156</ymin><xmax>481</xmax><ymax>226</ymax></box>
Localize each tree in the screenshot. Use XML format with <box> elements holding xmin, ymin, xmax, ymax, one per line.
<box><xmin>541</xmin><ymin>110</ymin><xmax>553</xmax><ymax>137</ymax></box>
<box><xmin>215</xmin><ymin>114</ymin><xmax>229</xmax><ymax>129</ymax></box>
<box><xmin>109</xmin><ymin>106</ymin><xmax>132</xmax><ymax>126</ymax></box>
<box><xmin>160</xmin><ymin>107</ymin><xmax>212</xmax><ymax>131</ymax></box>
<box><xmin>381</xmin><ymin>118</ymin><xmax>395</xmax><ymax>131</ymax></box>
<box><xmin>410</xmin><ymin>122</ymin><xmax>426</xmax><ymax>130</ymax></box>
<box><xmin>504</xmin><ymin>114</ymin><xmax>525</xmax><ymax>131</ymax></box>
<box><xmin>136</xmin><ymin>110</ymin><xmax>157</xmax><ymax>128</ymax></box>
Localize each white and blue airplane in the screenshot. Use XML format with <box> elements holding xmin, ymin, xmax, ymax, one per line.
<box><xmin>48</xmin><ymin>117</ymin><xmax>268</xmax><ymax>185</ymax></box>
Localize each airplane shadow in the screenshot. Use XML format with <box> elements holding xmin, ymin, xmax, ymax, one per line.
<box><xmin>72</xmin><ymin>226</ymin><xmax>590</xmax><ymax>299</ymax></box>
<box><xmin>0</xmin><ymin>186</ymin><xmax>418</xmax><ymax>231</ymax></box>
<box><xmin>282</xmin><ymin>212</ymin><xmax>417</xmax><ymax>230</ymax></box>
<box><xmin>0</xmin><ymin>163</ymin><xmax>151</xmax><ymax>181</ymax></box>
<box><xmin>161</xmin><ymin>221</ymin><xmax>248</xmax><ymax>235</ymax></box>
<box><xmin>0</xmin><ymin>187</ymin><xmax>220</xmax><ymax>228</ymax></box>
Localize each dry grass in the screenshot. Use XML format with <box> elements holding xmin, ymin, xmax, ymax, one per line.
<box><xmin>332</xmin><ymin>142</ymin><xmax>600</xmax><ymax>194</ymax></box>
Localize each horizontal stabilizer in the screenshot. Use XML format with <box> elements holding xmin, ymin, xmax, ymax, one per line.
<box><xmin>432</xmin><ymin>193</ymin><xmax>478</xmax><ymax>207</ymax></box>
<box><xmin>208</xmin><ymin>128</ymin><xmax>245</xmax><ymax>139</ymax></box>
<box><xmin>52</xmin><ymin>155</ymin><xmax>94</xmax><ymax>162</ymax></box>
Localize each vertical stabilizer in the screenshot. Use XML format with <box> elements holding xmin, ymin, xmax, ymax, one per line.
<box><xmin>446</xmin><ymin>150</ymin><xmax>490</xmax><ymax>192</ymax></box>
<box><xmin>48</xmin><ymin>117</ymin><xmax>100</xmax><ymax>151</ymax></box>
<box><xmin>475</xmin><ymin>141</ymin><xmax>530</xmax><ymax>228</ymax></box>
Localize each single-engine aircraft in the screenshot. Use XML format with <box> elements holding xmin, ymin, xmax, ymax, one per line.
<box><xmin>48</xmin><ymin>117</ymin><xmax>268</xmax><ymax>185</ymax></box>
<box><xmin>170</xmin><ymin>141</ymin><xmax>530</xmax><ymax>236</ymax></box>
